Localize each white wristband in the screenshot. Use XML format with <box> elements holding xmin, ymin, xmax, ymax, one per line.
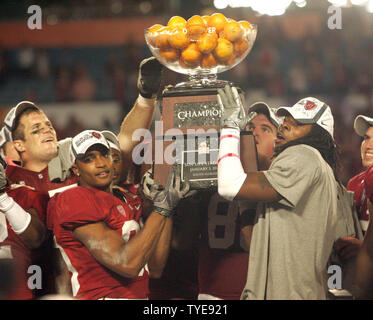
<box><xmin>137</xmin><ymin>94</ymin><xmax>156</xmax><ymax>109</ymax></box>
<box><xmin>219</xmin><ymin>128</ymin><xmax>240</xmax><ymax>157</ymax></box>
<box><xmin>0</xmin><ymin>193</ymin><xmax>31</xmax><ymax>235</ymax></box>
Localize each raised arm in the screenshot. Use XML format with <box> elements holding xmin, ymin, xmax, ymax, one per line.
<box><xmin>73</xmin><ymin>212</ymin><xmax>168</xmax><ymax>278</ymax></box>
<box><xmin>216</xmin><ymin>85</ymin><xmax>281</xmax><ymax>203</ymax></box>
<box><xmin>140</xmin><ymin>168</ymin><xmax>195</xmax><ymax>277</ymax></box>
<box><xmin>73</xmin><ymin>169</ymin><xmax>190</xmax><ymax>279</ymax></box>
<box><xmin>117</xmin><ymin>57</ymin><xmax>163</xmax><ymax>168</ymax></box>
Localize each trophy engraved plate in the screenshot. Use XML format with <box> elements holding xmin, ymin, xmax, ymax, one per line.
<box><xmin>180</xmin><ymin>134</ymin><xmax>219</xmax><ymax>189</ymax></box>
<box><xmin>174</xmin><ymin>101</ymin><xmax>221</xmax><ymax>128</ymax></box>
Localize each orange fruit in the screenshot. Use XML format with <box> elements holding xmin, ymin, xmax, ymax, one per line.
<box><xmin>169</xmin><ymin>27</ymin><xmax>190</xmax><ymax>49</ymax></box>
<box><xmin>159</xmin><ymin>48</ymin><xmax>180</xmax><ymax>62</ymax></box>
<box><xmin>207</xmin><ymin>13</ymin><xmax>228</xmax><ymax>34</ymax></box>
<box><xmin>223</xmin><ymin>21</ymin><xmax>244</xmax><ymax>42</ymax></box>
<box><xmin>167</xmin><ymin>16</ymin><xmax>187</xmax><ymax>29</ymax></box>
<box><xmin>181</xmin><ymin>43</ymin><xmax>202</xmax><ymax>67</ymax></box>
<box><xmin>218</xmin><ymin>30</ymin><xmax>226</xmax><ymax>39</ymax></box>
<box><xmin>202</xmin><ymin>15</ymin><xmax>210</xmax><ymax>25</ymax></box>
<box><xmin>147</xmin><ymin>24</ymin><xmax>164</xmax><ymax>46</ymax></box>
<box><xmin>197</xmin><ymin>32</ymin><xmax>218</xmax><ymax>54</ymax></box>
<box><xmin>154</xmin><ymin>26</ymin><xmax>172</xmax><ymax>49</ymax></box>
<box><xmin>239</xmin><ymin>20</ymin><xmax>253</xmax><ymax>36</ymax></box>
<box><xmin>222</xmin><ymin>53</ymin><xmax>237</xmax><ymax>66</ymax></box>
<box><xmin>227</xmin><ymin>18</ymin><xmax>236</xmax><ymax>23</ymax></box>
<box><xmin>234</xmin><ymin>38</ymin><xmax>249</xmax><ymax>56</ymax></box>
<box><xmin>201</xmin><ymin>53</ymin><xmax>217</xmax><ymax>68</ymax></box>
<box><xmin>178</xmin><ymin>57</ymin><xmax>191</xmax><ymax>69</ymax></box>
<box><xmin>186</xmin><ymin>15</ymin><xmax>206</xmax><ymax>41</ymax></box>
<box><xmin>213</xmin><ymin>38</ymin><xmax>234</xmax><ymax>62</ymax></box>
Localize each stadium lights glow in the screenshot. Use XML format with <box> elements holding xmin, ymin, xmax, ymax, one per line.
<box><xmin>251</xmin><ymin>0</ymin><xmax>293</xmax><ymax>16</ymax></box>
<box><xmin>228</xmin><ymin>0</ymin><xmax>252</xmax><ymax>8</ymax></box>
<box><xmin>213</xmin><ymin>0</ymin><xmax>229</xmax><ymax>10</ymax></box>
<box><xmin>367</xmin><ymin>0</ymin><xmax>373</xmax><ymax>12</ymax></box>
<box><xmin>327</xmin><ymin>0</ymin><xmax>348</xmax><ymax>6</ymax></box>
<box><xmin>212</xmin><ymin>0</ymin><xmax>373</xmax><ymax>15</ymax></box>
<box><xmin>295</xmin><ymin>0</ymin><xmax>307</xmax><ymax>7</ymax></box>
<box><xmin>350</xmin><ymin>0</ymin><xmax>367</xmax><ymax>5</ymax></box>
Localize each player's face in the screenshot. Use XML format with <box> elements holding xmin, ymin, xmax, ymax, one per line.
<box><xmin>276</xmin><ymin>115</ymin><xmax>312</xmax><ymax>147</ymax></box>
<box><xmin>111</xmin><ymin>148</ymin><xmax>123</xmax><ymax>185</ymax></box>
<box><xmin>15</xmin><ymin>111</ymin><xmax>57</xmax><ymax>162</ymax></box>
<box><xmin>247</xmin><ymin>113</ymin><xmax>277</xmax><ymax>170</ymax></box>
<box><xmin>74</xmin><ymin>145</ymin><xmax>113</xmax><ymax>190</ymax></box>
<box><xmin>361</xmin><ymin>127</ymin><xmax>373</xmax><ymax>168</ymax></box>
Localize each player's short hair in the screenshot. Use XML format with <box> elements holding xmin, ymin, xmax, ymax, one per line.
<box><xmin>12</xmin><ymin>105</ymin><xmax>42</xmax><ymax>141</ymax></box>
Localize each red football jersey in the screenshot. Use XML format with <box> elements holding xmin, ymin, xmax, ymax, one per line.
<box><xmin>347</xmin><ymin>171</ymin><xmax>370</xmax><ymax>233</ymax></box>
<box><xmin>198</xmin><ymin>192</ymin><xmax>249</xmax><ymax>300</ymax></box>
<box><xmin>47</xmin><ymin>186</ymin><xmax>148</xmax><ymax>300</ymax></box>
<box><xmin>0</xmin><ymin>187</ymin><xmax>49</xmax><ymax>300</ymax></box>
<box><xmin>6</xmin><ymin>163</ymin><xmax>78</xmax><ymax>297</ymax></box>
<box><xmin>6</xmin><ymin>164</ymin><xmax>78</xmax><ymax>196</ymax></box>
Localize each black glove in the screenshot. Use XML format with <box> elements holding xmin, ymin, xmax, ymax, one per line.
<box><xmin>137</xmin><ymin>57</ymin><xmax>163</xmax><ymax>99</ymax></box>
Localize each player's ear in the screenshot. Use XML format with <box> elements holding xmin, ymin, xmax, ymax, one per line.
<box><xmin>13</xmin><ymin>139</ymin><xmax>26</xmax><ymax>153</ymax></box>
<box><xmin>71</xmin><ymin>163</ymin><xmax>80</xmax><ymax>177</ymax></box>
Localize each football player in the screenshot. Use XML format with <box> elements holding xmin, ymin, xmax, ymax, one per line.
<box><xmin>0</xmin><ymin>155</ymin><xmax>48</xmax><ymax>299</ymax></box>
<box><xmin>197</xmin><ymin>102</ymin><xmax>280</xmax><ymax>300</ymax></box>
<box><xmin>47</xmin><ymin>130</ymin><xmax>190</xmax><ymax>299</ymax></box>
<box><xmin>217</xmin><ymin>85</ymin><xmax>340</xmax><ymax>299</ymax></box>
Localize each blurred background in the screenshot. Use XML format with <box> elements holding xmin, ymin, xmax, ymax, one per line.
<box><xmin>0</xmin><ymin>0</ymin><xmax>372</xmax><ymax>184</ymax></box>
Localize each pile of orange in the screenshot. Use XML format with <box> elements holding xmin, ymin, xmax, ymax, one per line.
<box><xmin>146</xmin><ymin>13</ymin><xmax>254</xmax><ymax>69</ymax></box>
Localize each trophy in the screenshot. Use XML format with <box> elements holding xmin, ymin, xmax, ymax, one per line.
<box><xmin>144</xmin><ymin>14</ymin><xmax>258</xmax><ymax>189</ymax></box>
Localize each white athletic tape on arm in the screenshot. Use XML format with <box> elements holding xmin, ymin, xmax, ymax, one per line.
<box><xmin>0</xmin><ymin>193</ymin><xmax>31</xmax><ymax>234</ymax></box>
<box><xmin>137</xmin><ymin>94</ymin><xmax>156</xmax><ymax>109</ymax></box>
<box><xmin>218</xmin><ymin>128</ymin><xmax>247</xmax><ymax>201</ymax></box>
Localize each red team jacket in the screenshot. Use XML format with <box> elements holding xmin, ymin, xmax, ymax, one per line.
<box><xmin>347</xmin><ymin>170</ymin><xmax>371</xmax><ymax>233</ymax></box>
<box><xmin>5</xmin><ymin>163</ymin><xmax>78</xmax><ymax>297</ymax></box>
<box><xmin>0</xmin><ymin>187</ymin><xmax>49</xmax><ymax>300</ymax></box>
<box><xmin>47</xmin><ymin>186</ymin><xmax>148</xmax><ymax>300</ymax></box>
<box><xmin>6</xmin><ymin>164</ymin><xmax>78</xmax><ymax>196</ymax></box>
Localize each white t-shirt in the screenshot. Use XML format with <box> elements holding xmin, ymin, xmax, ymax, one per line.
<box><xmin>241</xmin><ymin>144</ymin><xmax>338</xmax><ymax>300</ymax></box>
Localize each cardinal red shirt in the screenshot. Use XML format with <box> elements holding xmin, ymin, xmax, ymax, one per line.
<box><xmin>47</xmin><ymin>186</ymin><xmax>148</xmax><ymax>300</ymax></box>
<box><xmin>6</xmin><ymin>164</ymin><xmax>78</xmax><ymax>196</ymax></box>
<box><xmin>5</xmin><ymin>163</ymin><xmax>78</xmax><ymax>296</ymax></box>
<box><xmin>0</xmin><ymin>187</ymin><xmax>49</xmax><ymax>300</ymax></box>
<box><xmin>347</xmin><ymin>171</ymin><xmax>370</xmax><ymax>233</ymax></box>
